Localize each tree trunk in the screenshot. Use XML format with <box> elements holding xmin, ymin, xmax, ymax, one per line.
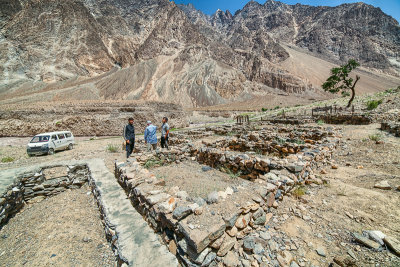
<box><xmin>347</xmin><ymin>75</ymin><xmax>360</xmax><ymax>108</ymax></box>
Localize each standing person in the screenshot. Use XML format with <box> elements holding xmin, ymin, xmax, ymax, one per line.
<box><xmin>144</xmin><ymin>121</ymin><xmax>157</xmax><ymax>151</ymax></box>
<box><xmin>123</xmin><ymin>117</ymin><xmax>135</xmax><ymax>158</ymax></box>
<box><xmin>161</xmin><ymin>117</ymin><xmax>170</xmax><ymax>149</ymax></box>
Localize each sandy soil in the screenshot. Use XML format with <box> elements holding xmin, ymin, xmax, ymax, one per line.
<box><xmin>0</xmin><ymin>185</ymin><xmax>116</xmax><ymax>267</ymax></box>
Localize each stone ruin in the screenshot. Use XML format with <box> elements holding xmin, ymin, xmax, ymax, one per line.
<box><xmin>1</xmin><ymin>119</ymin><xmax>359</xmax><ymax>266</ymax></box>
<box><xmin>113</xmin><ymin>121</ymin><xmax>342</xmax><ymax>266</ymax></box>
<box><xmin>0</xmin><ymin>160</ymin><xmax>177</xmax><ymax>266</ymax></box>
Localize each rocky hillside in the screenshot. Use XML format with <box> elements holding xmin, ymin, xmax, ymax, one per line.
<box><xmin>0</xmin><ymin>0</ymin><xmax>399</xmax><ymax>108</ymax></box>
<box><xmin>181</xmin><ymin>0</ymin><xmax>400</xmax><ymax>74</ymax></box>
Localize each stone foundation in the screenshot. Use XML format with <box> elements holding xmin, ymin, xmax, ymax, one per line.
<box><xmin>0</xmin><ymin>163</ymin><xmax>88</xmax><ymax>226</ymax></box>
<box><xmin>317</xmin><ymin>114</ymin><xmax>372</xmax><ymax>125</ymax></box>
<box><xmin>381</xmin><ymin>122</ymin><xmax>400</xmax><ymax>137</ymax></box>
<box><xmin>115</xmin><ymin>126</ymin><xmax>337</xmax><ymax>266</ymax></box>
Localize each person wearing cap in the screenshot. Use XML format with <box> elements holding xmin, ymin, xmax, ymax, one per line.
<box><xmin>144</xmin><ymin>121</ymin><xmax>157</xmax><ymax>151</ymax></box>
<box><xmin>123</xmin><ymin>117</ymin><xmax>135</xmax><ymax>158</ymax></box>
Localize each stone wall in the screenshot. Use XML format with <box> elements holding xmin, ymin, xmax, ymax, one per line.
<box><xmin>0</xmin><ymin>163</ymin><xmax>88</xmax><ymax>226</ymax></box>
<box><xmin>194</xmin><ymin>146</ymin><xmax>332</xmax><ymax>181</ymax></box>
<box><xmin>261</xmin><ymin>117</ymin><xmax>314</xmax><ymax>125</ymax></box>
<box><xmin>381</xmin><ymin>122</ymin><xmax>400</xmax><ymax>137</ymax></box>
<box><xmin>317</xmin><ymin>114</ymin><xmax>372</xmax><ymax>125</ymax></box>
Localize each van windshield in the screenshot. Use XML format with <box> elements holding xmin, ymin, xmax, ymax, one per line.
<box><xmin>30</xmin><ymin>135</ymin><xmax>50</xmax><ymax>143</ymax></box>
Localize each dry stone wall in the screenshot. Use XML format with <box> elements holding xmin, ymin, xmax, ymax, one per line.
<box><xmin>381</xmin><ymin>122</ymin><xmax>400</xmax><ymax>137</ymax></box>
<box><xmin>317</xmin><ymin>114</ymin><xmax>372</xmax><ymax>125</ymax></box>
<box><xmin>0</xmin><ymin>163</ymin><xmax>88</xmax><ymax>226</ymax></box>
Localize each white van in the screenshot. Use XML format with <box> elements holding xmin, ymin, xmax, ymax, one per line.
<box><xmin>27</xmin><ymin>131</ymin><xmax>75</xmax><ymax>156</ymax></box>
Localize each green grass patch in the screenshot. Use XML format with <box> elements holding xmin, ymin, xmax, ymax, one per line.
<box><xmin>317</xmin><ymin>119</ymin><xmax>325</xmax><ymax>125</ymax></box>
<box><xmin>254</xmin><ymin>148</ymin><xmax>263</xmax><ymax>155</ymax></box>
<box><xmin>368</xmin><ymin>133</ymin><xmax>382</xmax><ymax>142</ymax></box>
<box><xmin>366</xmin><ymin>99</ymin><xmax>383</xmax><ymax>110</ymax></box>
<box><xmin>226</xmin><ymin>131</ymin><xmax>238</xmax><ymax>137</ymax></box>
<box><xmin>1</xmin><ymin>156</ymin><xmax>14</xmax><ymax>163</ymax></box>
<box><xmin>289</xmin><ymin>139</ymin><xmax>305</xmax><ymax>145</ymax></box>
<box><xmin>106</xmin><ymin>144</ymin><xmax>120</xmax><ymax>153</ymax></box>
<box><xmin>292</xmin><ymin>186</ymin><xmax>307</xmax><ymax>199</ymax></box>
<box><xmin>221</xmin><ymin>167</ymin><xmax>242</xmax><ymax>179</ymax></box>
<box><xmin>384</xmin><ymin>86</ymin><xmax>400</xmax><ymax>94</ymax></box>
<box><xmin>275</xmin><ymin>137</ymin><xmax>286</xmax><ymax>145</ymax></box>
<box><xmin>144</xmin><ymin>158</ymin><xmax>164</xmax><ymax>169</ymax></box>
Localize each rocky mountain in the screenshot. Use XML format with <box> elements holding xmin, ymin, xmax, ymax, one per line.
<box><xmin>181</xmin><ymin>0</ymin><xmax>400</xmax><ymax>73</ymax></box>
<box><xmin>0</xmin><ymin>0</ymin><xmax>399</xmax><ymax>108</ymax></box>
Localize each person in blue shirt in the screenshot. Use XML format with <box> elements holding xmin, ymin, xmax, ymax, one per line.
<box><xmin>144</xmin><ymin>121</ymin><xmax>157</xmax><ymax>151</ymax></box>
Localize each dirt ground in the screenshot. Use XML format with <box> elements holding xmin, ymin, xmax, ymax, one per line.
<box><xmin>0</xmin><ymin>185</ymin><xmax>116</xmax><ymax>267</ymax></box>
<box><xmin>152</xmin><ymin>161</ymin><xmax>243</xmax><ymax>198</ymax></box>
<box><xmin>277</xmin><ymin>123</ymin><xmax>400</xmax><ymax>266</ymax></box>
<box><xmin>0</xmin><ymin>136</ymin><xmax>129</xmax><ymax>172</ymax></box>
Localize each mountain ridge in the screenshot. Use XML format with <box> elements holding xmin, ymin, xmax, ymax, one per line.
<box><xmin>179</xmin><ymin>0</ymin><xmax>400</xmax><ymax>73</ymax></box>
<box><xmin>0</xmin><ymin>0</ymin><xmax>399</xmax><ymax>108</ymax></box>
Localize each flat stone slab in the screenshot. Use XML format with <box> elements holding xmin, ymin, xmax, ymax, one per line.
<box><xmin>86</xmin><ymin>159</ymin><xmax>178</xmax><ymax>266</ymax></box>
<box><xmin>352</xmin><ymin>232</ymin><xmax>381</xmax><ymax>250</ymax></box>
<box><xmin>178</xmin><ymin>218</ymin><xmax>226</xmax><ymax>253</ymax></box>
<box><xmin>383</xmin><ymin>236</ymin><xmax>400</xmax><ymax>256</ymax></box>
<box><xmin>373</xmin><ymin>180</ymin><xmax>392</xmax><ymax>190</ymax></box>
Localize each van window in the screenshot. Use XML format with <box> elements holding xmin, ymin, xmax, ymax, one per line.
<box><xmin>58</xmin><ymin>134</ymin><xmax>65</xmax><ymax>139</ymax></box>
<box><xmin>65</xmin><ymin>133</ymin><xmax>72</xmax><ymax>138</ymax></box>
<box><xmin>30</xmin><ymin>135</ymin><xmax>50</xmax><ymax>143</ymax></box>
<box><xmin>51</xmin><ymin>135</ymin><xmax>58</xmax><ymax>140</ymax></box>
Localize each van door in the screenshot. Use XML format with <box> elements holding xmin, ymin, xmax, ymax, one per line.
<box><xmin>57</xmin><ymin>133</ymin><xmax>67</xmax><ymax>150</ymax></box>
<box><xmin>51</xmin><ymin>134</ymin><xmax>58</xmax><ymax>150</ymax></box>
<box><xmin>65</xmin><ymin>132</ymin><xmax>74</xmax><ymax>150</ymax></box>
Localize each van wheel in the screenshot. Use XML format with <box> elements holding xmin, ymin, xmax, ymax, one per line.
<box><xmin>48</xmin><ymin>148</ymin><xmax>55</xmax><ymax>155</ymax></box>
<box><xmin>68</xmin><ymin>143</ymin><xmax>74</xmax><ymax>150</ymax></box>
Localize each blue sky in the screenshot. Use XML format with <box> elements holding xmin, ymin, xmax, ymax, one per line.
<box><xmin>172</xmin><ymin>0</ymin><xmax>400</xmax><ymax>23</ymax></box>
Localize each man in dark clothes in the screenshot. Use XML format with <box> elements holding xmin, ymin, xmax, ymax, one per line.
<box><xmin>161</xmin><ymin>117</ymin><xmax>170</xmax><ymax>149</ymax></box>
<box><xmin>123</xmin><ymin>117</ymin><xmax>135</xmax><ymax>158</ymax></box>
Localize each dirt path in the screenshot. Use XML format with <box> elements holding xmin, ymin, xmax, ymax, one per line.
<box><xmin>0</xmin><ymin>185</ymin><xmax>116</xmax><ymax>267</ymax></box>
